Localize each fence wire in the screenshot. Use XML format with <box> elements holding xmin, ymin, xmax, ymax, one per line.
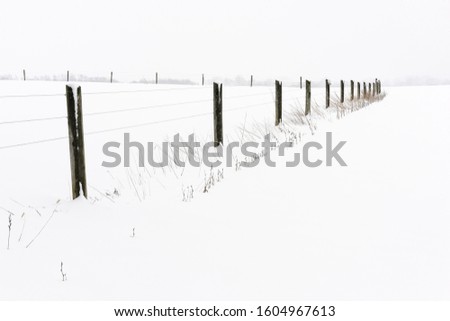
<box><xmin>0</xmin><ymin>83</ymin><xmax>347</xmax><ymax>150</ymax></box>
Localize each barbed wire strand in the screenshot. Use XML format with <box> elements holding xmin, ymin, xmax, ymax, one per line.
<box><xmin>83</xmin><ymin>86</ymin><xmax>209</xmax><ymax>96</ymax></box>
<box><xmin>84</xmin><ymin>112</ymin><xmax>213</xmax><ymax>136</ymax></box>
<box><xmin>0</xmin><ymin>93</ymin><xmax>65</xmax><ymax>99</ymax></box>
<box><xmin>0</xmin><ymin>136</ymin><xmax>68</xmax><ymax>150</ymax></box>
<box><xmin>0</xmin><ymin>115</ymin><xmax>67</xmax><ymax>126</ymax></box>
<box><xmin>84</xmin><ymin>98</ymin><xmax>213</xmax><ymax>117</ymax></box>
<box><xmin>0</xmin><ymin>85</ymin><xmax>210</xmax><ymax>99</ymax></box>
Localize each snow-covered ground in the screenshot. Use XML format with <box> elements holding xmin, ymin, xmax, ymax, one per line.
<box><xmin>0</xmin><ymin>82</ymin><xmax>449</xmax><ymax>300</ymax></box>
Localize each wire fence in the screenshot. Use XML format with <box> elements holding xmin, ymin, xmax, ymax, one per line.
<box><xmin>0</xmin><ymin>79</ymin><xmax>380</xmax><ymax>151</ymax></box>
<box><xmin>0</xmin><ymin>77</ymin><xmax>383</xmax><ymax>199</ymax></box>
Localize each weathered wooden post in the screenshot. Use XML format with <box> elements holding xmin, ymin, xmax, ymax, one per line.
<box><xmin>275</xmin><ymin>80</ymin><xmax>282</xmax><ymax>126</ymax></box>
<box><xmin>368</xmin><ymin>83</ymin><xmax>372</xmax><ymax>98</ymax></box>
<box><xmin>363</xmin><ymin>82</ymin><xmax>367</xmax><ymax>99</ymax></box>
<box><xmin>67</xmin><ymin>70</ymin><xmax>70</xmax><ymax>82</ymax></box>
<box><xmin>213</xmin><ymin>83</ymin><xmax>223</xmax><ymax>147</ymax></box>
<box><xmin>326</xmin><ymin>79</ymin><xmax>330</xmax><ymax>108</ymax></box>
<box><xmin>110</xmin><ymin>72</ymin><xmax>113</xmax><ymax>83</ymax></box>
<box><xmin>155</xmin><ymin>72</ymin><xmax>159</xmax><ymax>84</ymax></box>
<box><xmin>350</xmin><ymin>80</ymin><xmax>354</xmax><ymax>100</ymax></box>
<box><xmin>372</xmin><ymin>82</ymin><xmax>376</xmax><ymax>96</ymax></box>
<box><xmin>202</xmin><ymin>73</ymin><xmax>205</xmax><ymax>86</ymax></box>
<box><xmin>305</xmin><ymin>80</ymin><xmax>311</xmax><ymax>116</ymax></box>
<box><xmin>357</xmin><ymin>82</ymin><xmax>361</xmax><ymax>99</ymax></box>
<box><xmin>23</xmin><ymin>69</ymin><xmax>26</xmax><ymax>81</ymax></box>
<box><xmin>250</xmin><ymin>75</ymin><xmax>253</xmax><ymax>87</ymax></box>
<box><xmin>65</xmin><ymin>85</ymin><xmax>87</xmax><ymax>199</ymax></box>
<box><xmin>340</xmin><ymin>80</ymin><xmax>344</xmax><ymax>103</ymax></box>
<box><xmin>300</xmin><ymin>76</ymin><xmax>303</xmax><ymax>89</ymax></box>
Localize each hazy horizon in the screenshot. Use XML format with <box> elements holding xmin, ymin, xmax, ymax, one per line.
<box><xmin>1</xmin><ymin>0</ymin><xmax>449</xmax><ymax>85</ymax></box>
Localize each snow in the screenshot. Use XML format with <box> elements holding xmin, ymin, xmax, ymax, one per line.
<box><xmin>0</xmin><ymin>81</ymin><xmax>449</xmax><ymax>300</ymax></box>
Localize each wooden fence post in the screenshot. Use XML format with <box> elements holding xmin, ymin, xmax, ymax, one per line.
<box><xmin>300</xmin><ymin>76</ymin><xmax>303</xmax><ymax>89</ymax></box>
<box><xmin>67</xmin><ymin>70</ymin><xmax>70</xmax><ymax>82</ymax></box>
<box><xmin>368</xmin><ymin>83</ymin><xmax>372</xmax><ymax>98</ymax></box>
<box><xmin>357</xmin><ymin>82</ymin><xmax>361</xmax><ymax>99</ymax></box>
<box><xmin>363</xmin><ymin>82</ymin><xmax>367</xmax><ymax>98</ymax></box>
<box><xmin>110</xmin><ymin>72</ymin><xmax>113</xmax><ymax>83</ymax></box>
<box><xmin>275</xmin><ymin>80</ymin><xmax>282</xmax><ymax>126</ymax></box>
<box><xmin>155</xmin><ymin>72</ymin><xmax>158</xmax><ymax>84</ymax></box>
<box><xmin>23</xmin><ymin>69</ymin><xmax>26</xmax><ymax>81</ymax></box>
<box><xmin>372</xmin><ymin>82</ymin><xmax>376</xmax><ymax>96</ymax></box>
<box><xmin>250</xmin><ymin>75</ymin><xmax>253</xmax><ymax>87</ymax></box>
<box><xmin>379</xmin><ymin>80</ymin><xmax>382</xmax><ymax>94</ymax></box>
<box><xmin>340</xmin><ymin>80</ymin><xmax>344</xmax><ymax>103</ymax></box>
<box><xmin>65</xmin><ymin>85</ymin><xmax>87</xmax><ymax>199</ymax></box>
<box><xmin>350</xmin><ymin>80</ymin><xmax>354</xmax><ymax>100</ymax></box>
<box><xmin>213</xmin><ymin>83</ymin><xmax>223</xmax><ymax>147</ymax></box>
<box><xmin>326</xmin><ymin>79</ymin><xmax>330</xmax><ymax>108</ymax></box>
<box><xmin>305</xmin><ymin>80</ymin><xmax>311</xmax><ymax>116</ymax></box>
<box><xmin>202</xmin><ymin>73</ymin><xmax>205</xmax><ymax>86</ymax></box>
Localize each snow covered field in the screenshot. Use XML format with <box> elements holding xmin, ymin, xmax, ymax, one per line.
<box><xmin>0</xmin><ymin>82</ymin><xmax>449</xmax><ymax>300</ymax></box>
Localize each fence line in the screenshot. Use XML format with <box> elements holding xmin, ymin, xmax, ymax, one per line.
<box><xmin>0</xmin><ymin>77</ymin><xmax>383</xmax><ymax>199</ymax></box>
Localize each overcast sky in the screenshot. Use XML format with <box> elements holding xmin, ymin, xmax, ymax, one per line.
<box><xmin>0</xmin><ymin>0</ymin><xmax>449</xmax><ymax>84</ymax></box>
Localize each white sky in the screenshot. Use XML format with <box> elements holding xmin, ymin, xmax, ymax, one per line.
<box><xmin>0</xmin><ymin>0</ymin><xmax>449</xmax><ymax>83</ymax></box>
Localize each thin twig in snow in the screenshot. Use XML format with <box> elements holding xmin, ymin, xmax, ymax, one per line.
<box><xmin>26</xmin><ymin>200</ymin><xmax>60</xmax><ymax>249</ymax></box>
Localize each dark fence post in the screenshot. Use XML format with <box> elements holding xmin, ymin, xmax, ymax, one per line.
<box><xmin>368</xmin><ymin>83</ymin><xmax>372</xmax><ymax>98</ymax></box>
<box><xmin>155</xmin><ymin>72</ymin><xmax>158</xmax><ymax>84</ymax></box>
<box><xmin>305</xmin><ymin>80</ymin><xmax>311</xmax><ymax>116</ymax></box>
<box><xmin>300</xmin><ymin>76</ymin><xmax>303</xmax><ymax>89</ymax></box>
<box><xmin>275</xmin><ymin>80</ymin><xmax>282</xmax><ymax>126</ymax></box>
<box><xmin>250</xmin><ymin>75</ymin><xmax>253</xmax><ymax>87</ymax></box>
<box><xmin>350</xmin><ymin>80</ymin><xmax>354</xmax><ymax>100</ymax></box>
<box><xmin>340</xmin><ymin>80</ymin><xmax>344</xmax><ymax>103</ymax></box>
<box><xmin>326</xmin><ymin>79</ymin><xmax>330</xmax><ymax>108</ymax></box>
<box><xmin>213</xmin><ymin>83</ymin><xmax>223</xmax><ymax>147</ymax></box>
<box><xmin>67</xmin><ymin>70</ymin><xmax>70</xmax><ymax>82</ymax></box>
<box><xmin>23</xmin><ymin>69</ymin><xmax>26</xmax><ymax>81</ymax></box>
<box><xmin>110</xmin><ymin>72</ymin><xmax>113</xmax><ymax>83</ymax></box>
<box><xmin>202</xmin><ymin>73</ymin><xmax>205</xmax><ymax>86</ymax></box>
<box><xmin>363</xmin><ymin>82</ymin><xmax>367</xmax><ymax>98</ymax></box>
<box><xmin>379</xmin><ymin>80</ymin><xmax>382</xmax><ymax>94</ymax></box>
<box><xmin>357</xmin><ymin>82</ymin><xmax>361</xmax><ymax>100</ymax></box>
<box><xmin>65</xmin><ymin>85</ymin><xmax>87</xmax><ymax>199</ymax></box>
<box><xmin>372</xmin><ymin>82</ymin><xmax>376</xmax><ymax>96</ymax></box>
